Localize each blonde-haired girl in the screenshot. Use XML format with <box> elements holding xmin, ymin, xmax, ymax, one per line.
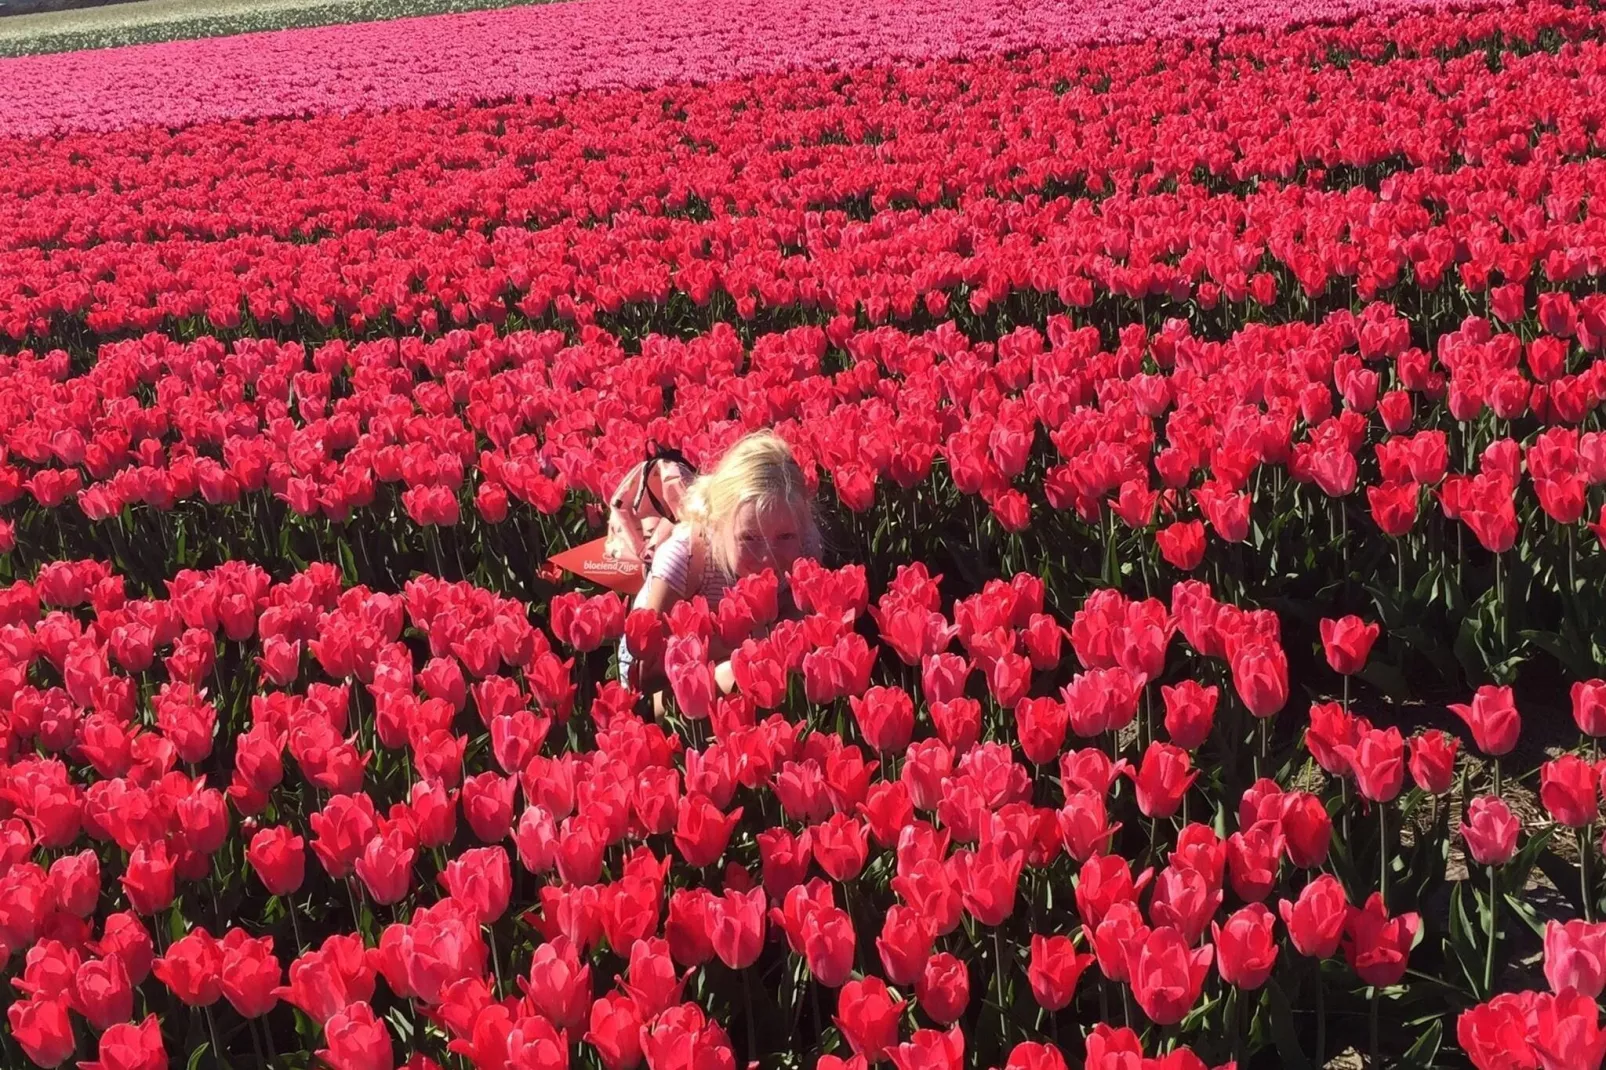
<box><xmin>619</xmin><ymin>429</ymin><xmax>822</xmax><ymax>688</ymax></box>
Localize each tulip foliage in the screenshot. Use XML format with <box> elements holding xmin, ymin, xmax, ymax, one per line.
<box><xmin>5</xmin><ymin>1</ymin><xmax>1606</xmax><ymax>1069</ymax></box>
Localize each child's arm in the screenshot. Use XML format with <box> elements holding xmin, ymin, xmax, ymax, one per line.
<box><xmin>627</xmin><ymin>576</ymin><xmax>683</xmax><ymax>691</ymax></box>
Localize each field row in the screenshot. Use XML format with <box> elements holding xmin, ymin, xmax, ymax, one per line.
<box><xmin>0</xmin><ymin>0</ymin><xmax>1511</xmax><ymax>136</ymax></box>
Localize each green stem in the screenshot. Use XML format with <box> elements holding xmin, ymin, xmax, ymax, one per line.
<box><xmin>1495</xmin><ymin>550</ymin><xmax>1506</xmax><ymax>647</ymax></box>
<box><xmin>1379</xmin><ymin>803</ymin><xmax>1389</xmax><ymax>911</ymax></box>
<box><xmin>744</xmin><ymin>976</ymin><xmax>758</xmax><ymax>1065</ymax></box>
<box><xmin>1583</xmin><ymin>826</ymin><xmax>1595</xmax><ymax>924</ymax></box>
<box><xmin>287</xmin><ymin>898</ymin><xmax>306</xmax><ymax>954</ymax></box>
<box><xmin>1370</xmin><ymin>988</ymin><xmax>1380</xmax><ymax>1068</ymax></box>
<box><xmin>204</xmin><ymin>1002</ymin><xmax>225</xmax><ymax>1066</ymax></box>
<box><xmin>1315</xmin><ymin>962</ymin><xmax>1326</xmax><ymax>1067</ymax></box>
<box><xmin>994</xmin><ymin>926</ymin><xmax>1009</xmax><ymax>1040</ymax></box>
<box><xmin>1483</xmin><ymin>863</ymin><xmax>1499</xmax><ymax>996</ymax></box>
<box><xmin>1569</xmin><ymin>524</ymin><xmax>1577</xmax><ymax>594</ymax></box>
<box><xmin>489</xmin><ymin>925</ymin><xmax>504</xmax><ymax>998</ymax></box>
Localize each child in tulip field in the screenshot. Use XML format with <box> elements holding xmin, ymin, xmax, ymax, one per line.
<box><xmin>618</xmin><ymin>429</ymin><xmax>823</xmax><ymax>693</ymax></box>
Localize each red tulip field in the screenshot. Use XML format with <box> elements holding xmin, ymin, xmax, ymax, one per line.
<box><xmin>7</xmin><ymin>0</ymin><xmax>1606</xmax><ymax>1066</ymax></box>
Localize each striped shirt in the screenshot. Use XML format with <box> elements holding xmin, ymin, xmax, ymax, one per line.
<box><xmin>642</xmin><ymin>528</ymin><xmax>731</xmax><ymax>609</ymax></box>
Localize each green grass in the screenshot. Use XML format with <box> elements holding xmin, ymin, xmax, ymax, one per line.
<box><xmin>0</xmin><ymin>0</ymin><xmax>558</xmax><ymax>58</ymax></box>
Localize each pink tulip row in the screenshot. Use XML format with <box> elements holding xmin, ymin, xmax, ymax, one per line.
<box><xmin>0</xmin><ymin>0</ymin><xmax>1507</xmax><ymax>138</ymax></box>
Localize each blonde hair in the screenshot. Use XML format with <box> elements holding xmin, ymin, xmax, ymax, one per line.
<box><xmin>682</xmin><ymin>430</ymin><xmax>822</xmax><ymax>577</ymax></box>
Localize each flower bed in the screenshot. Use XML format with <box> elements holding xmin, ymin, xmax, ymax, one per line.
<box><xmin>0</xmin><ymin>0</ymin><xmax>1504</xmax><ymax>136</ymax></box>
<box><xmin>1</xmin><ymin>3</ymin><xmax>1605</xmax><ymax>1069</ymax></box>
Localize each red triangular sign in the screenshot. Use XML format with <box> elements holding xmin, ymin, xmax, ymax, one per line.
<box><xmin>546</xmin><ymin>537</ymin><xmax>644</xmax><ymax>595</ymax></box>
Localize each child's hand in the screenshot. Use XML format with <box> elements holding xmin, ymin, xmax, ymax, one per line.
<box><xmin>715</xmin><ymin>660</ymin><xmax>737</xmax><ymax>695</ymax></box>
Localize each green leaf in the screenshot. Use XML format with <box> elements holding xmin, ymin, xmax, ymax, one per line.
<box><xmin>1401</xmin><ymin>1019</ymin><xmax>1444</xmax><ymax>1069</ymax></box>
<box><xmin>1519</xmin><ymin>627</ymin><xmax>1594</xmax><ymax>681</ymax></box>
<box><xmin>1499</xmin><ymin>825</ymin><xmax>1557</xmax><ymax>900</ymax></box>
<box><xmin>1265</xmin><ymin>979</ymin><xmax>1313</xmax><ymax>1070</ymax></box>
<box><xmin>1504</xmin><ymin>893</ymin><xmax>1548</xmax><ymax>940</ymax></box>
<box><xmin>187</xmin><ymin>1041</ymin><xmax>211</xmax><ymax>1070</ymax></box>
<box><xmin>1359</xmin><ymin>658</ymin><xmax>1410</xmax><ymax>700</ymax></box>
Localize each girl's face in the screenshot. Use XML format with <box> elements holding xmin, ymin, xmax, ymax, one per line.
<box><xmin>728</xmin><ymin>499</ymin><xmax>804</xmax><ymax>577</ymax></box>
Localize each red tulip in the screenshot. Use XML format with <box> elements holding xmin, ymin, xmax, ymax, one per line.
<box><xmin>1126</xmin><ymin>741</ymin><xmax>1197</xmax><ymax>819</ymax></box>
<box><xmin>640</xmin><ymin>1004</ymin><xmax>735</xmax><ymax>1070</ymax></box>
<box><xmin>665</xmin><ymin>889</ymin><xmax>715</xmax><ymax>967</ymax></box>
<box><xmin>153</xmin><ymin>928</ymin><xmax>222</xmax><ymax>1007</ymax></box>
<box><xmin>1160</xmin><ymin>680</ymin><xmax>1217</xmax><ymax>751</ymax></box>
<box><xmin>1462</xmin><ymin>795</ymin><xmax>1519</xmax><ymax>866</ymax></box>
<box><xmin>522</xmin><ymin>935</ymin><xmax>591</xmax><ymax>1028</ymax></box>
<box><xmin>354</xmin><ymin>827</ymin><xmax>415</xmax><ymax>905</ymax></box>
<box><xmin>707</xmin><ymin>887</ymin><xmax>765</xmax><ymax>970</ymax></box>
<box><xmin>274</xmin><ymin>933</ymin><xmax>377</xmax><ymax>1023</ymax></box>
<box><xmin>890</xmin><ymin>858</ymin><xmax>962</xmax><ymax>938</ymax></box>
<box><xmin>1149</xmin><ymin>864</ymin><xmax>1221</xmax><ymax>946</ymax></box>
<box><xmin>1226</xmin><ymin>820</ymin><xmax>1284</xmax><ymax>903</ymax></box>
<box><xmin>887</xmin><ymin>1027</ymin><xmax>965</xmax><ymax>1070</ymax></box>
<box><xmin>119</xmin><ymin>841</ymin><xmax>176</xmax><ymax>915</ymax></box>
<box><xmin>915</xmin><ymin>953</ymin><xmax>970</xmax><ymax>1025</ymax></box>
<box><xmin>1279</xmin><ymin>874</ymin><xmax>1348</xmax><ymax>959</ymax></box>
<box><xmin>1060</xmin><ymin>747</ymin><xmax>1125</xmax><ymax>796</ymax></box>
<box><xmin>90</xmin><ymin>912</ymin><xmax>153</xmax><ymax>986</ymax></box>
<box><xmin>835</xmin><ymin>976</ymin><xmax>904</xmax><ymax>1062</ymax></box>
<box><xmin>1126</xmin><ymin>926</ymin><xmax>1212</xmax><ymax>1025</ymax></box>
<box><xmin>220</xmin><ymin>930</ymin><xmax>281</xmax><ymax>1019</ymax></box>
<box><xmin>876</xmin><ymin>906</ymin><xmax>935</xmax><ymax>988</ymax></box>
<box><xmin>1004</xmin><ymin>1042</ymin><xmax>1068</xmax><ymax>1070</ymax></box>
<box><xmin>812</xmin><ymin>813</ymin><xmax>869</xmax><ymax>882</ymax></box>
<box><xmin>318</xmin><ymin>1001</ymin><xmax>393</xmax><ymax>1070</ymax></box>
<box><xmin>1056</xmin><ymin>790</ymin><xmax>1118</xmax><ymax>863</ymax></box>
<box><xmin>8</xmin><ymin>996</ymin><xmax>73</xmax><ymax>1068</ymax></box>
<box><xmin>1026</xmin><ymin>933</ymin><xmax>1093</xmax><ymax>1011</ymax></box>
<box><xmin>1573</xmin><ymin>679</ymin><xmax>1606</xmax><ymax>738</ymax></box>
<box><xmin>621</xmin><ymin>939</ymin><xmax>684</xmax><ymax>1021</ymax></box>
<box><xmin>1407</xmin><ymin>730</ymin><xmax>1458</xmax><ymax>795</ymax></box>
<box><xmin>1542</xmin><ymin>755</ymin><xmax>1599</xmax><ymax>828</ymax></box>
<box><xmin>1172</xmin><ymin>823</ymin><xmax>1227</xmax><ymax>886</ymax></box>
<box><xmin>673</xmin><ymin>794</ymin><xmax>741</xmax><ymax>868</ymax></box>
<box><xmin>920</xmin><ymin>654</ymin><xmax>970</xmax><ymax>706</ymax></box>
<box><xmin>1231</xmin><ymin>642</ymin><xmax>1288</xmax><ymax>719</ymax></box>
<box><xmin>1342</xmin><ymin>893</ymin><xmax>1420</xmax><ymax>987</ymax></box>
<box><xmin>1195</xmin><ymin>482</ymin><xmax>1250</xmax><ymax>543</ymax></box>
<box><xmin>952</xmin><ymin>842</ymin><xmax>1024</xmax><ymax>926</ymax></box>
<box><xmin>1319</xmin><ymin>616</ymin><xmax>1380</xmax><ymax>675</ymax></box>
<box><xmin>1305</xmin><ymin>700</ymin><xmax>1362</xmax><ymax>776</ymax></box>
<box><xmin>79</xmin><ymin>1014</ymin><xmax>165</xmax><ymax>1070</ymax></box>
<box><xmin>1368</xmin><ymin>480</ymin><xmax>1420</xmax><ymax>536</ymax></box>
<box><xmin>1213</xmin><ymin>903</ymin><xmax>1279</xmax><ymax>990</ymax></box>
<box><xmin>802</xmin><ymin>905</ymin><xmax>856</xmax><ymax>987</ymax></box>
<box><xmin>1061</xmin><ymin>667</ymin><xmax>1141</xmax><ymax>738</ymax></box>
<box><xmin>929</xmin><ymin>698</ymin><xmax>981</xmax><ymax>754</ymax></box>
<box><xmin>1011</xmin><ymin>613</ymin><xmax>1058</xmax><ymax>673</ymax></box>
<box><xmin>1074</xmin><ymin>854</ymin><xmax>1152</xmax><ymax>930</ymax></box>
<box><xmin>1156</xmin><ymin>520</ymin><xmax>1207</xmax><ymax>571</ymax></box>
<box><xmin>850</xmin><ymin>686</ymin><xmax>915</xmax><ymax>753</ymax></box>
<box><xmin>1457</xmin><ymin>992</ymin><xmax>1541</xmax><ymax>1070</ymax></box>
<box><xmin>1545</xmin><ymin>920</ymin><xmax>1606</xmax><ymax>998</ymax></box>
<box><xmin>1449</xmin><ymin>685</ymin><xmax>1521</xmax><ymax>757</ymax></box>
<box><xmin>73</xmin><ymin>955</ymin><xmax>134</xmax><ymax>1030</ymax></box>
<box><xmin>1085</xmin><ymin>900</ymin><xmax>1146</xmax><ymax>983</ymax></box>
<box><xmin>1337</xmin><ymin>725</ymin><xmax>1405</xmax><ymax>803</ymax></box>
<box><xmin>1279</xmin><ymin>791</ymin><xmax>1332</xmax><ymax>868</ymax></box>
<box><xmin>586</xmin><ymin>992</ymin><xmax>644</xmax><ymax>1070</ymax></box>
